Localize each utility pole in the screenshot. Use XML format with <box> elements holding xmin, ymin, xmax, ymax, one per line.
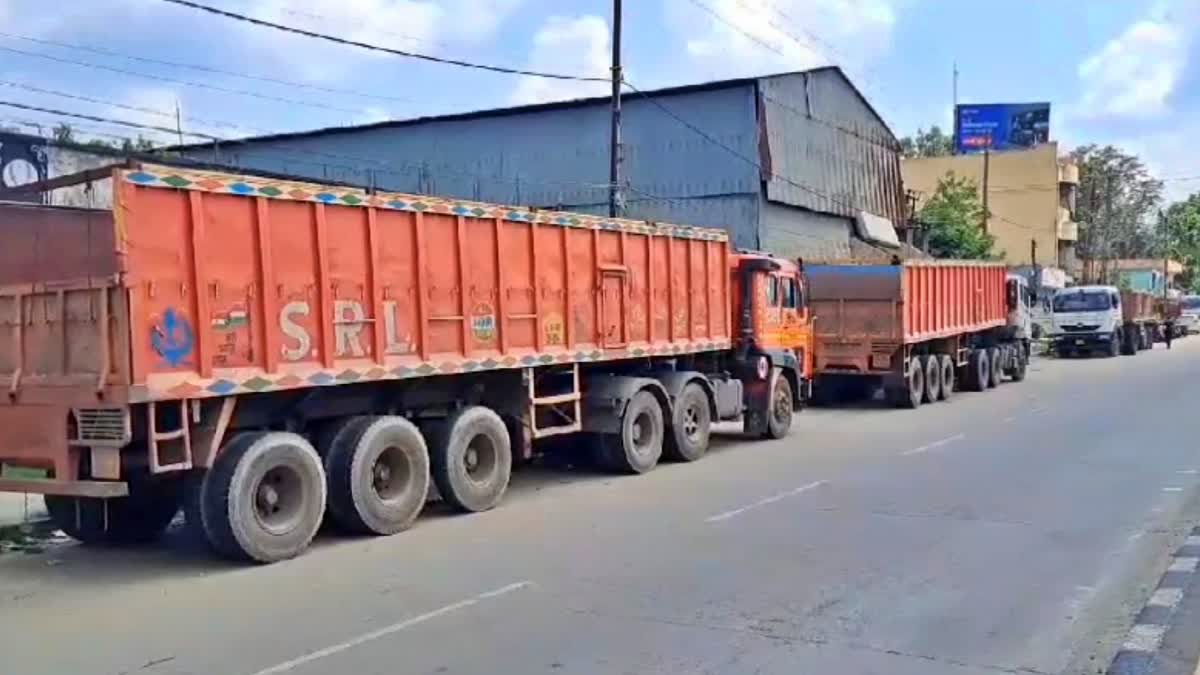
<box><xmin>980</xmin><ymin>136</ymin><xmax>990</xmax><ymax>233</ymax></box>
<box><xmin>608</xmin><ymin>0</ymin><xmax>624</xmax><ymax>218</ymax></box>
<box><xmin>951</xmin><ymin>61</ymin><xmax>959</xmax><ymax>153</ymax></box>
<box><xmin>174</xmin><ymin>99</ymin><xmax>185</xmax><ymax>147</ymax></box>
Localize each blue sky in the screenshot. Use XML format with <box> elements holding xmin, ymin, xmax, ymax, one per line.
<box><xmin>1</xmin><ymin>0</ymin><xmax>1198</xmax><ymax>200</ymax></box>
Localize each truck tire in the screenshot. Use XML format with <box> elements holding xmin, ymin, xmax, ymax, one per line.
<box><xmin>595</xmin><ymin>390</ymin><xmax>666</xmax><ymax>472</ymax></box>
<box><xmin>891</xmin><ymin>357</ymin><xmax>923</xmax><ymax>409</ymax></box>
<box><xmin>202</xmin><ymin>431</ymin><xmax>326</xmax><ymax>563</ymax></box>
<box><xmin>45</xmin><ymin>479</ymin><xmax>181</xmax><ymax>546</ymax></box>
<box><xmin>664</xmin><ymin>382</ymin><xmax>712</xmax><ymax>462</ymax></box>
<box><xmin>939</xmin><ymin>355</ymin><xmax>955</xmax><ymax>399</ymax></box>
<box><xmin>987</xmin><ymin>347</ymin><xmax>1003</xmax><ymax>387</ymax></box>
<box><xmin>429</xmin><ymin>406</ymin><xmax>512</xmax><ymax>512</ymax></box>
<box><xmin>1121</xmin><ymin>328</ymin><xmax>1138</xmax><ymax>355</ymax></box>
<box><xmin>966</xmin><ymin>348</ymin><xmax>988</xmax><ymax>392</ymax></box>
<box><xmin>325</xmin><ymin>416</ymin><xmax>430</xmax><ymax>535</ymax></box>
<box><xmin>922</xmin><ymin>355</ymin><xmax>941</xmax><ymax>403</ymax></box>
<box><xmin>1010</xmin><ymin>346</ymin><xmax>1028</xmax><ymax>382</ymax></box>
<box><xmin>1106</xmin><ymin>331</ymin><xmax>1120</xmax><ymax>358</ymax></box>
<box><xmin>762</xmin><ymin>374</ymin><xmax>794</xmax><ymax>439</ymax></box>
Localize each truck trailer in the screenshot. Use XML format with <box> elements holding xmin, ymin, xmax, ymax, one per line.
<box><xmin>806</xmin><ymin>262</ymin><xmax>1033</xmax><ymax>408</ymax></box>
<box><xmin>0</xmin><ymin>164</ymin><xmax>811</xmax><ymax>562</ymax></box>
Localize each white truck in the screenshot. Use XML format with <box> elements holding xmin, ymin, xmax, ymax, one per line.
<box><xmin>1050</xmin><ymin>285</ymin><xmax>1160</xmax><ymax>357</ymax></box>
<box><xmin>1179</xmin><ymin>295</ymin><xmax>1200</xmax><ymax>335</ymax></box>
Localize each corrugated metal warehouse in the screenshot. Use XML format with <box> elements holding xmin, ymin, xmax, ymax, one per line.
<box><xmin>180</xmin><ymin>66</ymin><xmax>906</xmax><ymax>261</ymax></box>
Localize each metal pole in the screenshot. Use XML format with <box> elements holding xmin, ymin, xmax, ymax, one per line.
<box><xmin>608</xmin><ymin>0</ymin><xmax>623</xmax><ymax>218</ymax></box>
<box><xmin>951</xmin><ymin>61</ymin><xmax>958</xmax><ymax>152</ymax></box>
<box><xmin>980</xmin><ymin>143</ymin><xmax>990</xmax><ymax>233</ymax></box>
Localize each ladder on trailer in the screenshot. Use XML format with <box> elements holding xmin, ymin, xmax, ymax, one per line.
<box><xmin>525</xmin><ymin>364</ymin><xmax>582</xmax><ymax>438</ymax></box>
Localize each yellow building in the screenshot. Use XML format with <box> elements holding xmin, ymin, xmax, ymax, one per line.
<box><xmin>901</xmin><ymin>143</ymin><xmax>1079</xmax><ymax>267</ymax></box>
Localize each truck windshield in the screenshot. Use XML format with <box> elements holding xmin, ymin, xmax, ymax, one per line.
<box><xmin>1053</xmin><ymin>291</ymin><xmax>1111</xmax><ymax>312</ymax></box>
<box><xmin>1183</xmin><ymin>296</ymin><xmax>1200</xmax><ymax>310</ymax></box>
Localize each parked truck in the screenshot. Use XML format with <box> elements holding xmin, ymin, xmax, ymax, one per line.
<box><xmin>0</xmin><ymin>164</ymin><xmax>813</xmax><ymax>562</ymax></box>
<box><xmin>805</xmin><ymin>262</ymin><xmax>1033</xmax><ymax>408</ymax></box>
<box><xmin>1050</xmin><ymin>286</ymin><xmax>1164</xmax><ymax>357</ymax></box>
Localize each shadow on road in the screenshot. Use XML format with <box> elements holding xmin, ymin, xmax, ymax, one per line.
<box><xmin>0</xmin><ymin>433</ymin><xmax>748</xmax><ymax>581</ymax></box>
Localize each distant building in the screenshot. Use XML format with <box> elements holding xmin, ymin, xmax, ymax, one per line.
<box><xmin>178</xmin><ymin>67</ymin><xmax>910</xmax><ymax>262</ymax></box>
<box><xmin>902</xmin><ymin>143</ymin><xmax>1079</xmax><ymax>267</ymax></box>
<box><xmin>1088</xmin><ymin>258</ymin><xmax>1185</xmax><ymax>294</ymax></box>
<box><xmin>0</xmin><ymin>131</ymin><xmax>123</xmax><ymax>208</ymax></box>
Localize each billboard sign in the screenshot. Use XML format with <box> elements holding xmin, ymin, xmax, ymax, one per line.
<box><xmin>954</xmin><ymin>103</ymin><xmax>1050</xmax><ymax>154</ymax></box>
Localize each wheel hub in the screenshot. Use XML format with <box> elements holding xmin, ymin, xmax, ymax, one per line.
<box><xmin>683</xmin><ymin>406</ymin><xmax>699</xmax><ymax>438</ymax></box>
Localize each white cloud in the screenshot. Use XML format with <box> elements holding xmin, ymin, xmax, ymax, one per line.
<box><xmin>240</xmin><ymin>0</ymin><xmax>525</xmax><ymax>82</ymax></box>
<box><xmin>511</xmin><ymin>15</ymin><xmax>611</xmax><ymax>104</ymax></box>
<box><xmin>670</xmin><ymin>0</ymin><xmax>898</xmax><ymax>81</ymax></box>
<box><xmin>1075</xmin><ymin>19</ymin><xmax>1188</xmax><ymax>119</ymax></box>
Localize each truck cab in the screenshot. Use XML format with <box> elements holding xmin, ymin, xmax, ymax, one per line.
<box><xmin>1051</xmin><ymin>285</ymin><xmax>1122</xmax><ymax>356</ymax></box>
<box><xmin>730</xmin><ymin>253</ymin><xmax>814</xmax><ymax>424</ymax></box>
<box><xmin>1006</xmin><ymin>273</ymin><xmax>1035</xmax><ymax>339</ymax></box>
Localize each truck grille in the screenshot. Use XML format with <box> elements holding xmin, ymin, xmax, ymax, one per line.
<box><xmin>1060</xmin><ymin>324</ymin><xmax>1101</xmax><ymax>333</ymax></box>
<box><xmin>71</xmin><ymin>408</ymin><xmax>132</xmax><ymax>447</ymax></box>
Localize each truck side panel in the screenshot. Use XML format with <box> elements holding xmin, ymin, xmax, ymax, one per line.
<box><xmin>117</xmin><ymin>167</ymin><xmax>732</xmax><ymax>402</ymax></box>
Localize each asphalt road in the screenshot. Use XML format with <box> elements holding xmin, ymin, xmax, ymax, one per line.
<box><xmin>3</xmin><ymin>339</ymin><xmax>1200</xmax><ymax>675</ymax></box>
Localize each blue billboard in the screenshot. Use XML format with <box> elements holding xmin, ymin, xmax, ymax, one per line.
<box><xmin>954</xmin><ymin>103</ymin><xmax>1050</xmax><ymax>154</ymax></box>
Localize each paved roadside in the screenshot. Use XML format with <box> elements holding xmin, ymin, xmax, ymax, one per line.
<box><xmin>1112</xmin><ymin>526</ymin><xmax>1200</xmax><ymax>675</ymax></box>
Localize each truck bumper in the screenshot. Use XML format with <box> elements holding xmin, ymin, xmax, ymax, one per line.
<box><xmin>1052</xmin><ymin>333</ymin><xmax>1112</xmax><ymax>350</ymax></box>
<box><xmin>0</xmin><ymin>478</ymin><xmax>128</xmax><ymax>497</ymax></box>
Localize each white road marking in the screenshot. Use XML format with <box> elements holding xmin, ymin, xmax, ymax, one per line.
<box><xmin>1187</xmin><ymin>535</ymin><xmax>1200</xmax><ymax>546</ymax></box>
<box><xmin>1002</xmin><ymin>416</ymin><xmax>1015</xmax><ymax>423</ymax></box>
<box><xmin>1149</xmin><ymin>588</ymin><xmax>1184</xmax><ymax>608</ymax></box>
<box><xmin>1128</xmin><ymin>532</ymin><xmax>1145</xmax><ymax>543</ymax></box>
<box><xmin>1169</xmin><ymin>557</ymin><xmax>1199</xmax><ymax>573</ymax></box>
<box><xmin>900</xmin><ymin>434</ymin><xmax>966</xmax><ymax>456</ymax></box>
<box><xmin>1179</xmin><ymin>469</ymin><xmax>1199</xmax><ymax>475</ymax></box>
<box><xmin>1122</xmin><ymin>623</ymin><xmax>1167</xmax><ymax>652</ymax></box>
<box><xmin>1164</xmin><ymin>487</ymin><xmax>1184</xmax><ymax>492</ymax></box>
<box><xmin>248</xmin><ymin>581</ymin><xmax>533</xmax><ymax>675</ymax></box>
<box><xmin>706</xmin><ymin>481</ymin><xmax>827</xmax><ymax>523</ymax></box>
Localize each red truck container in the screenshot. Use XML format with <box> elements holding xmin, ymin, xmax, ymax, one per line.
<box><xmin>0</xmin><ymin>164</ymin><xmax>811</xmax><ymax>562</ymax></box>
<box><xmin>805</xmin><ymin>261</ymin><xmax>1031</xmax><ymax>408</ymax></box>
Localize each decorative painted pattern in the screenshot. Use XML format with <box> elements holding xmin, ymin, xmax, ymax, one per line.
<box><xmin>122</xmin><ymin>165</ymin><xmax>730</xmax><ymax>242</ymax></box>
<box><xmin>128</xmin><ymin>340</ymin><xmax>734</xmax><ymax>403</ymax></box>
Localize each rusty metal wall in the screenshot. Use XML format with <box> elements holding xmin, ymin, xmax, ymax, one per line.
<box><xmin>758</xmin><ymin>70</ymin><xmax>905</xmax><ymax>225</ymax></box>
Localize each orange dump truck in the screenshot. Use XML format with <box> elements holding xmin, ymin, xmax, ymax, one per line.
<box><xmin>806</xmin><ymin>261</ymin><xmax>1033</xmax><ymax>408</ymax></box>
<box><xmin>0</xmin><ymin>164</ymin><xmax>811</xmax><ymax>562</ymax></box>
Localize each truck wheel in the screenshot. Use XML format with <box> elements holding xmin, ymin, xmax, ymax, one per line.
<box><xmin>44</xmin><ymin>479</ymin><xmax>181</xmax><ymax>546</ymax></box>
<box><xmin>325</xmin><ymin>416</ymin><xmax>430</xmax><ymax>535</ymax></box>
<box><xmin>664</xmin><ymin>382</ymin><xmax>712</xmax><ymax>462</ymax></box>
<box><xmin>595</xmin><ymin>390</ymin><xmax>666</xmax><ymax>471</ymax></box>
<box><xmin>1121</xmin><ymin>328</ymin><xmax>1137</xmax><ymax>355</ymax></box>
<box><xmin>763</xmin><ymin>375</ymin><xmax>794</xmax><ymax>439</ymax></box>
<box><xmin>892</xmin><ymin>357</ymin><xmax>923</xmax><ymax>409</ymax></box>
<box><xmin>202</xmin><ymin>431</ymin><xmax>326</xmax><ymax>563</ymax></box>
<box><xmin>987</xmin><ymin>347</ymin><xmax>1003</xmax><ymax>387</ymax></box>
<box><xmin>429</xmin><ymin>406</ymin><xmax>512</xmax><ymax>512</ymax></box>
<box><xmin>939</xmin><ymin>355</ymin><xmax>955</xmax><ymax>399</ymax></box>
<box><xmin>1011</xmin><ymin>345</ymin><xmax>1029</xmax><ymax>382</ymax></box>
<box><xmin>966</xmin><ymin>349</ymin><xmax>988</xmax><ymax>391</ymax></box>
<box><xmin>922</xmin><ymin>356</ymin><xmax>941</xmax><ymax>403</ymax></box>
<box><xmin>1107</xmin><ymin>332</ymin><xmax>1120</xmax><ymax>358</ymax></box>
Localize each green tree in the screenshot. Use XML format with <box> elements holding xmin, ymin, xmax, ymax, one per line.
<box><xmin>917</xmin><ymin>172</ymin><xmax>995</xmax><ymax>259</ymax></box>
<box><xmin>1163</xmin><ymin>194</ymin><xmax>1200</xmax><ymax>293</ymax></box>
<box><xmin>48</xmin><ymin>123</ymin><xmax>157</xmax><ymax>153</ymax></box>
<box><xmin>1072</xmin><ymin>145</ymin><xmax>1163</xmax><ymax>278</ymax></box>
<box><xmin>900</xmin><ymin>126</ymin><xmax>954</xmax><ymax>158</ymax></box>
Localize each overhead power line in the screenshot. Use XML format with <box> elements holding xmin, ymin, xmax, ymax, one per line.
<box><xmin>0</xmin><ymin>100</ymin><xmax>219</xmax><ymax>140</ymax></box>
<box><xmin>0</xmin><ymin>31</ymin><xmax>422</xmax><ymax>105</ymax></box>
<box><xmin>0</xmin><ymin>80</ymin><xmax>275</xmax><ymax>135</ymax></box>
<box><xmin>158</xmin><ymin>0</ymin><xmax>610</xmax><ymax>83</ymax></box>
<box><xmin>0</xmin><ymin>45</ymin><xmax>367</xmax><ymax>115</ymax></box>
